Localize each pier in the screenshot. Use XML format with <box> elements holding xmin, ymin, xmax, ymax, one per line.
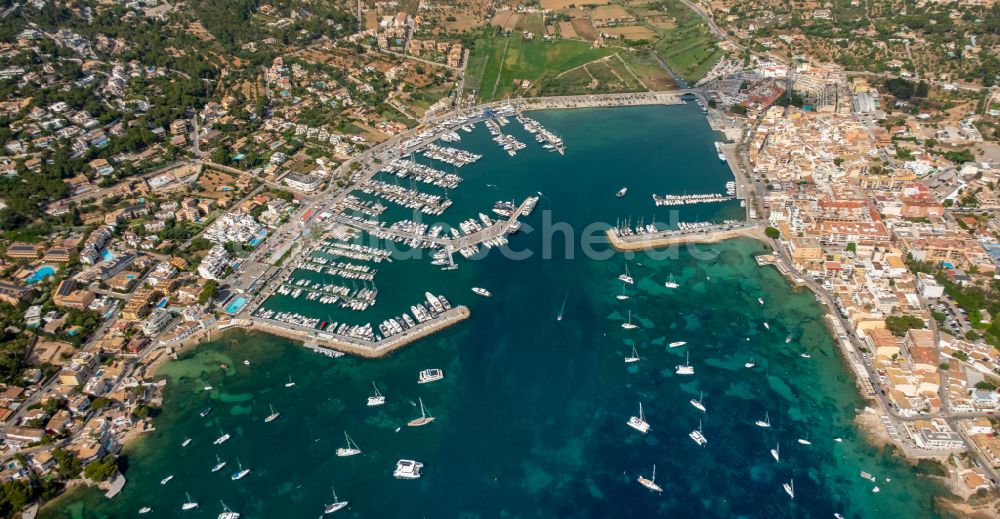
<box><xmin>606</xmin><ymin>222</ymin><xmax>766</xmax><ymax>251</ymax></box>
<box><xmin>246</xmin><ymin>306</ymin><xmax>470</xmax><ymax>358</ymax></box>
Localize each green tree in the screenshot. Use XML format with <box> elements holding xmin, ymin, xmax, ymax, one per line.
<box><xmin>199</xmin><ymin>280</ymin><xmax>219</xmax><ymax>303</ymax></box>
<box><xmin>764</xmin><ymin>227</ymin><xmax>780</xmax><ymax>239</ymax></box>
<box><xmin>83</xmin><ymin>456</ymin><xmax>118</xmax><ymax>482</ymax></box>
<box><xmin>884</xmin><ymin>314</ymin><xmax>925</xmax><ymax>336</ymax></box>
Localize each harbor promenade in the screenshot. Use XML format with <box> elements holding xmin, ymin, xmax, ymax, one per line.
<box><xmin>245</xmin><ymin>306</ymin><xmax>470</xmax><ymax>358</ymax></box>
<box><xmin>606</xmin><ymin>222</ymin><xmax>766</xmax><ymax>251</ymax></box>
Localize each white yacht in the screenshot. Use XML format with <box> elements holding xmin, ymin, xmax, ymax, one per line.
<box><xmin>625</xmin><ymin>346</ymin><xmax>640</xmax><ymax>363</ymax></box>
<box><xmin>800</xmin><ymin>352</ymin><xmax>811</xmax><ymax>359</ymax></box>
<box><xmin>668</xmin><ymin>341</ymin><xmax>687</xmax><ymax>348</ymax></box>
<box><xmin>689</xmin><ymin>420</ymin><xmax>707</xmax><ymax>446</ymax></box>
<box><xmin>418</xmin><ymin>368</ymin><xmax>444</xmax><ymax>384</ymax></box>
<box><xmin>284</xmin><ymin>375</ymin><xmax>296</xmax><ymax>388</ymax></box>
<box><xmin>785</xmin><ymin>334</ymin><xmax>793</xmax><ymax>344</ymax></box>
<box><xmin>213</xmin><ymin>430</ymin><xmax>231</xmax><ymax>445</ymax></box>
<box><xmin>394</xmin><ymin>459</ymin><xmax>423</xmax><ymax>479</ymax></box>
<box><xmin>690</xmin><ymin>391</ymin><xmax>705</xmax><ymax>412</ymax></box>
<box><xmin>367</xmin><ymin>382</ymin><xmax>386</xmax><ymax>406</ymax></box>
<box><xmin>324</xmin><ymin>487</ymin><xmax>349</xmax><ymax>514</ymax></box>
<box><xmin>471</xmin><ymin>287</ymin><xmax>492</xmax><ymax>297</ymax></box>
<box><xmin>211</xmin><ymin>455</ymin><xmax>227</xmax><ymax>473</ymax></box>
<box><xmin>621</xmin><ymin>309</ymin><xmax>638</xmax><ymax>330</ymax></box>
<box><xmin>783</xmin><ymin>479</ymin><xmax>794</xmax><ymax>499</ymax></box>
<box><xmin>771</xmin><ymin>443</ymin><xmax>780</xmax><ymax>462</ymax></box>
<box><xmin>264</xmin><ymin>404</ymin><xmax>280</xmax><ymax>423</ymax></box>
<box><xmin>218</xmin><ymin>501</ymin><xmax>240</xmax><ymax>519</ymax></box>
<box><xmin>407</xmin><ymin>398</ymin><xmax>435</xmax><ymax>427</ymax></box>
<box><xmin>139</xmin><ymin>507</ymin><xmax>152</xmax><ymax>514</ymax></box>
<box><xmin>763</xmin><ymin>322</ymin><xmax>770</xmax><ymax>330</ymax></box>
<box><xmin>230</xmin><ymin>458</ymin><xmax>250</xmax><ymax>480</ymax></box>
<box><xmin>336</xmin><ymin>431</ymin><xmax>362</xmax><ymax>457</ymax></box>
<box><xmin>618</xmin><ymin>264</ymin><xmax>634</xmax><ymax>285</ymax></box>
<box><xmin>758</xmin><ymin>297</ymin><xmax>765</xmax><ymax>305</ymax></box>
<box><xmin>744</xmin><ymin>358</ymin><xmax>756</xmax><ymax>369</ymax></box>
<box><xmin>616</xmin><ymin>284</ymin><xmax>629</xmax><ymax>300</ymax></box>
<box><xmin>675</xmin><ymin>352</ymin><xmax>694</xmax><ymax>375</ymax></box>
<box><xmin>755</xmin><ymin>411</ymin><xmax>771</xmax><ymax>428</ymax></box>
<box><xmin>182</xmin><ymin>438</ymin><xmax>192</xmax><ymax>447</ymax></box>
<box><xmin>160</xmin><ymin>475</ymin><xmax>174</xmax><ymax>485</ymax></box>
<box><xmin>637</xmin><ymin>465</ymin><xmax>663</xmax><ymax>493</ymax></box>
<box><xmin>616</xmin><ymin>187</ymin><xmax>628</xmax><ymax>198</ymax></box>
<box><xmin>627</xmin><ymin>402</ymin><xmax>650</xmax><ymax>434</ymax></box>
<box><xmin>664</xmin><ymin>274</ymin><xmax>679</xmax><ymax>289</ymax></box>
<box><xmin>182</xmin><ymin>493</ymin><xmax>199</xmax><ymax>511</ymax></box>
<box><xmin>798</xmin><ymin>438</ymin><xmax>812</xmax><ymax>445</ymax></box>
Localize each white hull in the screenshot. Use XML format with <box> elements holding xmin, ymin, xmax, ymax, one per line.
<box><xmin>637</xmin><ymin>477</ymin><xmax>662</xmax><ymax>493</ymax></box>
<box><xmin>627</xmin><ymin>417</ymin><xmax>650</xmax><ymax>434</ymax></box>
<box><xmin>367</xmin><ymin>396</ymin><xmax>386</xmax><ymax>406</ymax></box>
<box><xmin>336</xmin><ymin>448</ymin><xmax>362</xmax><ymax>457</ymax></box>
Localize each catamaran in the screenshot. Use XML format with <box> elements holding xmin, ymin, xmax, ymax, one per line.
<box><xmin>336</xmin><ymin>431</ymin><xmax>362</xmax><ymax>456</ymax></box>
<box><xmin>218</xmin><ymin>501</ymin><xmax>240</xmax><ymax>519</ymax></box>
<box><xmin>627</xmin><ymin>402</ymin><xmax>650</xmax><ymax>434</ymax></box>
<box><xmin>690</xmin><ymin>391</ymin><xmax>706</xmax><ymax>412</ymax></box>
<box><xmin>407</xmin><ymin>398</ymin><xmax>435</xmax><ymax>427</ymax></box>
<box><xmin>471</xmin><ymin>287</ymin><xmax>492</xmax><ymax>297</ymax></box>
<box><xmin>771</xmin><ymin>443</ymin><xmax>780</xmax><ymax>462</ymax></box>
<box><xmin>418</xmin><ymin>368</ymin><xmax>444</xmax><ymax>384</ymax></box>
<box><xmin>625</xmin><ymin>346</ymin><xmax>640</xmax><ymax>363</ymax></box>
<box><xmin>230</xmin><ymin>458</ymin><xmax>250</xmax><ymax>480</ymax></box>
<box><xmin>675</xmin><ymin>351</ymin><xmax>694</xmax><ymax>375</ymax></box>
<box><xmin>664</xmin><ymin>274</ymin><xmax>679</xmax><ymax>289</ymax></box>
<box><xmin>755</xmin><ymin>411</ymin><xmax>771</xmax><ymax>428</ymax></box>
<box><xmin>616</xmin><ymin>284</ymin><xmax>629</xmax><ymax>300</ymax></box>
<box><xmin>689</xmin><ymin>420</ymin><xmax>707</xmax><ymax>446</ymax></box>
<box><xmin>264</xmin><ymin>404</ymin><xmax>280</xmax><ymax>423</ymax></box>
<box><xmin>211</xmin><ymin>455</ymin><xmax>227</xmax><ymax>473</ymax></box>
<box><xmin>160</xmin><ymin>475</ymin><xmax>174</xmax><ymax>485</ymax></box>
<box><xmin>783</xmin><ymin>479</ymin><xmax>794</xmax><ymax>499</ymax></box>
<box><xmin>213</xmin><ymin>429</ymin><xmax>231</xmax><ymax>445</ymax></box>
<box><xmin>367</xmin><ymin>382</ymin><xmax>386</xmax><ymax>406</ymax></box>
<box><xmin>182</xmin><ymin>493</ymin><xmax>198</xmax><ymax>511</ymax></box>
<box><xmin>744</xmin><ymin>358</ymin><xmax>756</xmax><ymax>369</ymax></box>
<box><xmin>393</xmin><ymin>459</ymin><xmax>423</xmax><ymax>479</ymax></box>
<box><xmin>618</xmin><ymin>264</ymin><xmax>634</xmax><ymax>285</ymax></box>
<box><xmin>637</xmin><ymin>464</ymin><xmax>663</xmax><ymax>493</ymax></box>
<box><xmin>284</xmin><ymin>375</ymin><xmax>296</xmax><ymax>388</ymax></box>
<box><xmin>668</xmin><ymin>340</ymin><xmax>687</xmax><ymax>348</ymax></box>
<box><xmin>621</xmin><ymin>309</ymin><xmax>638</xmax><ymax>330</ymax></box>
<box><xmin>324</xmin><ymin>487</ymin><xmax>349</xmax><ymax>514</ymax></box>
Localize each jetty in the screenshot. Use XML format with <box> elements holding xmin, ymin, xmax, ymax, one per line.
<box><xmin>606</xmin><ymin>222</ymin><xmax>766</xmax><ymax>251</ymax></box>
<box><xmin>245</xmin><ymin>306</ymin><xmax>469</xmax><ymax>358</ymax></box>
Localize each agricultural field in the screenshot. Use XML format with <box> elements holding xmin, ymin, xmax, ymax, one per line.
<box><xmin>464</xmin><ymin>37</ymin><xmax>622</xmax><ymax>101</ymax></box>
<box><xmin>649</xmin><ymin>0</ymin><xmax>722</xmax><ymax>84</ymax></box>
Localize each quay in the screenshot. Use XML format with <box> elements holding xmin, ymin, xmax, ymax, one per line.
<box><xmin>606</xmin><ymin>222</ymin><xmax>766</xmax><ymax>251</ymax></box>
<box><xmin>244</xmin><ymin>306</ymin><xmax>470</xmax><ymax>358</ymax></box>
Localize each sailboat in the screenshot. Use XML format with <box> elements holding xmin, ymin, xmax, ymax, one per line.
<box><xmin>797</xmin><ymin>436</ymin><xmax>812</xmax><ymax>445</ymax></box>
<box><xmin>230</xmin><ymin>458</ymin><xmax>250</xmax><ymax>480</ymax></box>
<box><xmin>367</xmin><ymin>382</ymin><xmax>386</xmax><ymax>406</ymax></box>
<box><xmin>324</xmin><ymin>487</ymin><xmax>349</xmax><ymax>514</ymax></box>
<box><xmin>181</xmin><ymin>493</ymin><xmax>199</xmax><ymax>511</ymax></box>
<box><xmin>211</xmin><ymin>455</ymin><xmax>227</xmax><ymax>473</ymax></box>
<box><xmin>625</xmin><ymin>346</ymin><xmax>640</xmax><ymax>363</ymax></box>
<box><xmin>618</xmin><ymin>264</ymin><xmax>634</xmax><ymax>285</ymax></box>
<box><xmin>664</xmin><ymin>274</ymin><xmax>679</xmax><ymax>289</ymax></box>
<box><xmin>689</xmin><ymin>420</ymin><xmax>707</xmax><ymax>446</ymax></box>
<box><xmin>616</xmin><ymin>284</ymin><xmax>629</xmax><ymax>300</ymax></box>
<box><xmin>336</xmin><ymin>431</ymin><xmax>362</xmax><ymax>457</ymax></box>
<box><xmin>675</xmin><ymin>351</ymin><xmax>694</xmax><ymax>375</ymax></box>
<box><xmin>264</xmin><ymin>404</ymin><xmax>280</xmax><ymax>423</ymax></box>
<box><xmin>621</xmin><ymin>309</ymin><xmax>638</xmax><ymax>330</ymax></box>
<box><xmin>213</xmin><ymin>428</ymin><xmax>230</xmax><ymax>445</ymax></box>
<box><xmin>690</xmin><ymin>391</ymin><xmax>705</xmax><ymax>412</ymax></box>
<box><xmin>758</xmin><ymin>297</ymin><xmax>765</xmax><ymax>305</ymax></box>
<box><xmin>407</xmin><ymin>398</ymin><xmax>435</xmax><ymax>427</ymax></box>
<box><xmin>744</xmin><ymin>358</ymin><xmax>756</xmax><ymax>369</ymax></box>
<box><xmin>771</xmin><ymin>443</ymin><xmax>780</xmax><ymax>462</ymax></box>
<box><xmin>284</xmin><ymin>375</ymin><xmax>296</xmax><ymax>388</ymax></box>
<box><xmin>627</xmin><ymin>402</ymin><xmax>650</xmax><ymax>434</ymax></box>
<box><xmin>755</xmin><ymin>411</ymin><xmax>771</xmax><ymax>428</ymax></box>
<box><xmin>783</xmin><ymin>479</ymin><xmax>794</xmax><ymax>499</ymax></box>
<box><xmin>637</xmin><ymin>465</ymin><xmax>663</xmax><ymax>493</ymax></box>
<box><xmin>160</xmin><ymin>475</ymin><xmax>174</xmax><ymax>485</ymax></box>
<box><xmin>763</xmin><ymin>322</ymin><xmax>770</xmax><ymax>330</ymax></box>
<box><xmin>139</xmin><ymin>507</ymin><xmax>152</xmax><ymax>514</ymax></box>
<box><xmin>218</xmin><ymin>501</ymin><xmax>240</xmax><ymax>519</ymax></box>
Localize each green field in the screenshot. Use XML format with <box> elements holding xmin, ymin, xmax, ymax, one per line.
<box><xmin>649</xmin><ymin>0</ymin><xmax>722</xmax><ymax>84</ymax></box>
<box><xmin>464</xmin><ymin>37</ymin><xmax>620</xmax><ymax>101</ymax></box>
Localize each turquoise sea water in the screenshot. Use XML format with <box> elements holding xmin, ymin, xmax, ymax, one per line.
<box><xmin>44</xmin><ymin>105</ymin><xmax>948</xmax><ymax>518</ymax></box>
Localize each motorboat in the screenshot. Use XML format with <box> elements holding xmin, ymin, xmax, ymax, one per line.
<box><xmin>394</xmin><ymin>459</ymin><xmax>423</xmax><ymax>479</ymax></box>
<box><xmin>418</xmin><ymin>369</ymin><xmax>444</xmax><ymax>384</ymax></box>
<box><xmin>471</xmin><ymin>287</ymin><xmax>492</xmax><ymax>297</ymax></box>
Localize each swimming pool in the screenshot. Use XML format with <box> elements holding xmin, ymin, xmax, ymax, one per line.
<box><xmin>26</xmin><ymin>265</ymin><xmax>56</xmax><ymax>284</ymax></box>
<box><xmin>225</xmin><ymin>297</ymin><xmax>247</xmax><ymax>314</ymax></box>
